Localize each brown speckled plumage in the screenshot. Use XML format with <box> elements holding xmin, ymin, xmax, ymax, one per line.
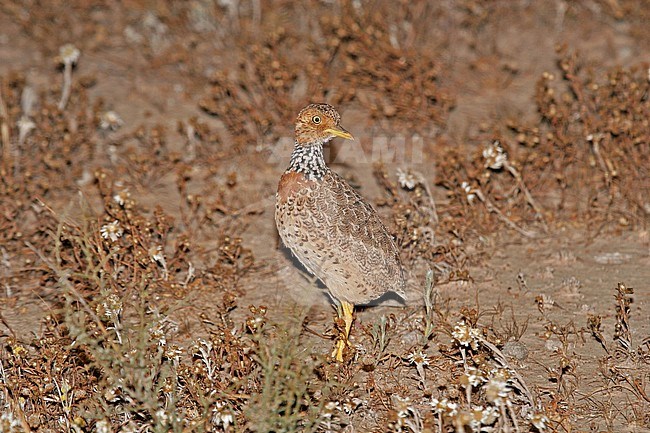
<box><xmin>275</xmin><ymin>104</ymin><xmax>405</xmax><ymax>360</ymax></box>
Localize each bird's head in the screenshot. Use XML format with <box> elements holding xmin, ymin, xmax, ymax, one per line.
<box><xmin>295</xmin><ymin>103</ymin><xmax>354</xmax><ymax>146</ymax></box>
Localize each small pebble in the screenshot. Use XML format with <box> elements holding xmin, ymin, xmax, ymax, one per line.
<box><xmin>502</xmin><ymin>341</ymin><xmax>529</xmax><ymax>361</ymax></box>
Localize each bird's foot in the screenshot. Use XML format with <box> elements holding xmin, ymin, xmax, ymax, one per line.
<box><xmin>332</xmin><ymin>338</ymin><xmax>346</xmax><ymax>362</ymax></box>
<box><xmin>332</xmin><ymin>301</ymin><xmax>355</xmax><ymax>362</ymax></box>
<box><xmin>332</xmin><ymin>332</ymin><xmax>353</xmax><ymax>362</ymax></box>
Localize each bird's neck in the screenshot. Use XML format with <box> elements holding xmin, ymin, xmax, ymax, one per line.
<box><xmin>288</xmin><ymin>142</ymin><xmax>329</xmax><ymax>180</ymax></box>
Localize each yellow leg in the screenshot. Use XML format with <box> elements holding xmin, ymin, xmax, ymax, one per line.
<box><xmin>333</xmin><ymin>339</ymin><xmax>346</xmax><ymax>362</ymax></box>
<box><xmin>332</xmin><ymin>301</ymin><xmax>355</xmax><ymax>362</ymax></box>
<box><xmin>341</xmin><ymin>301</ymin><xmax>354</xmax><ymax>341</ymax></box>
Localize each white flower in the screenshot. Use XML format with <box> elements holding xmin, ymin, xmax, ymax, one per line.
<box><xmin>342</xmin><ymin>398</ymin><xmax>362</xmax><ymax>415</ymax></box>
<box><xmin>149</xmin><ymin>322</ymin><xmax>166</xmax><ymax>347</ymax></box>
<box><xmin>112</xmin><ymin>190</ymin><xmax>130</xmax><ymax>206</ymax></box>
<box><xmin>483</xmin><ymin>140</ymin><xmax>508</xmax><ymax>170</ymax></box>
<box><xmin>540</xmin><ymin>293</ymin><xmax>555</xmax><ymax>306</ymax></box>
<box><xmin>431</xmin><ymin>398</ymin><xmax>458</xmax><ymax>417</ymax></box>
<box><xmin>100</xmin><ymin>111</ymin><xmax>124</xmax><ymax>131</ymax></box>
<box><xmin>459</xmin><ymin>366</ymin><xmax>485</xmax><ymax>388</ymax></box>
<box><xmin>149</xmin><ymin>245</ymin><xmax>165</xmax><ymax>264</ymax></box>
<box><xmin>155</xmin><ymin>409</ymin><xmax>169</xmax><ymax>425</ymax></box>
<box><xmin>99</xmin><ymin>293</ymin><xmax>123</xmax><ymax>320</ymax></box>
<box><xmin>392</xmin><ymin>395</ymin><xmax>413</xmax><ymax>419</ymax></box>
<box><xmin>59</xmin><ymin>44</ymin><xmax>80</xmax><ymax>65</ymax></box>
<box><xmin>407</xmin><ymin>350</ymin><xmax>429</xmax><ymax>367</ymax></box>
<box><xmin>212</xmin><ymin>401</ymin><xmax>234</xmax><ymax>429</ymax></box>
<box><xmin>397</xmin><ymin>168</ymin><xmax>422</xmax><ymax>190</ymax></box>
<box><xmin>407</xmin><ymin>350</ymin><xmax>429</xmax><ymax>383</ymax></box>
<box><xmin>484</xmin><ymin>369</ymin><xmax>511</xmax><ymax>405</ymax></box>
<box><xmin>149</xmin><ymin>245</ymin><xmax>169</xmax><ymax>280</ymax></box>
<box><xmin>0</xmin><ymin>410</ymin><xmax>21</xmax><ymax>432</ymax></box>
<box><xmin>195</xmin><ymin>338</ymin><xmax>213</xmax><ymax>355</ymax></box>
<box><xmin>528</xmin><ymin>411</ymin><xmax>549</xmax><ymax>431</ymax></box>
<box><xmin>321</xmin><ymin>401</ymin><xmax>340</xmax><ymax>419</ymax></box>
<box><xmin>164</xmin><ymin>345</ymin><xmax>183</xmax><ymax>361</ymax></box>
<box><xmin>113</xmin><ymin>193</ymin><xmax>125</xmax><ymax>206</ymax></box>
<box><xmin>460</xmin><ymin>181</ymin><xmax>477</xmax><ymax>204</ymax></box>
<box><xmin>452</xmin><ymin>320</ymin><xmax>480</xmax><ymax>351</ymax></box>
<box><xmin>100</xmin><ymin>220</ymin><xmax>123</xmax><ymax>242</ymax></box>
<box><xmin>469</xmin><ymin>405</ymin><xmax>498</xmax><ymax>428</ymax></box>
<box><xmin>95</xmin><ymin>419</ymin><xmax>111</xmax><ymax>433</ymax></box>
<box><xmin>485</xmin><ymin>378</ymin><xmax>509</xmax><ymax>404</ymax></box>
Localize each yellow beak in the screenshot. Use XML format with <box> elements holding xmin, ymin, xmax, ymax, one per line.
<box><xmin>325</xmin><ymin>126</ymin><xmax>354</xmax><ymax>141</ymax></box>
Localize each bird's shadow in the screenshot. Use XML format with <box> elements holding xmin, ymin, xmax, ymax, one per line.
<box><xmin>278</xmin><ymin>244</ymin><xmax>406</xmax><ymax>308</ymax></box>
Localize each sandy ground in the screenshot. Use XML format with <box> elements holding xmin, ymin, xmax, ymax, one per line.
<box><xmin>1</xmin><ymin>1</ymin><xmax>649</xmax><ymax>431</ymax></box>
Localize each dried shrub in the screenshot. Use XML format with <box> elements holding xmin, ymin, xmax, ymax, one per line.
<box><xmin>513</xmin><ymin>48</ymin><xmax>650</xmax><ymax>229</ymax></box>
<box><xmin>198</xmin><ymin>1</ymin><xmax>454</xmax><ymax>151</ymax></box>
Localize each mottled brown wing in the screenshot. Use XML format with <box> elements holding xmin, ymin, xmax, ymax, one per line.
<box><xmin>276</xmin><ymin>169</ymin><xmax>405</xmax><ymax>305</ymax></box>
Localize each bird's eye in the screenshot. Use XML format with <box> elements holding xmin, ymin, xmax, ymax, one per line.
<box><xmin>312</xmin><ymin>115</ymin><xmax>321</xmax><ymax>124</ymax></box>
